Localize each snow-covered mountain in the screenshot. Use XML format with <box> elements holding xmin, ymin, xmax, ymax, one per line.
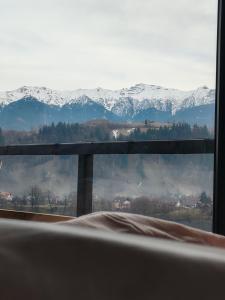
<box><xmin>0</xmin><ymin>83</ymin><xmax>215</xmax><ymax>113</ymax></box>
<box><xmin>0</xmin><ymin>84</ymin><xmax>215</xmax><ymax>130</ymax></box>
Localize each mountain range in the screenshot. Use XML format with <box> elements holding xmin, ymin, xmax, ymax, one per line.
<box><xmin>0</xmin><ymin>84</ymin><xmax>215</xmax><ymax>130</ymax></box>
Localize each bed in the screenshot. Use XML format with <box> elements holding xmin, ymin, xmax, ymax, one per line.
<box><xmin>0</xmin><ymin>212</ymin><xmax>225</xmax><ymax>299</ymax></box>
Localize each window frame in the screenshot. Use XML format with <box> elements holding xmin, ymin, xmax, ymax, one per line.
<box><xmin>213</xmin><ymin>0</ymin><xmax>225</xmax><ymax>234</ymax></box>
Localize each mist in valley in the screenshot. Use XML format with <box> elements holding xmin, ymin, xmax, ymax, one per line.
<box><xmin>0</xmin><ymin>154</ymin><xmax>213</xmax><ymax>202</ymax></box>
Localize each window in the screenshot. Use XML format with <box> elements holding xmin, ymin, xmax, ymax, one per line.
<box><xmin>0</xmin><ymin>0</ymin><xmax>219</xmax><ymax>230</ymax></box>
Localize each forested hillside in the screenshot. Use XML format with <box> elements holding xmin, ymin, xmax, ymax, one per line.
<box><xmin>0</xmin><ymin>121</ymin><xmax>212</xmax><ymax>145</ymax></box>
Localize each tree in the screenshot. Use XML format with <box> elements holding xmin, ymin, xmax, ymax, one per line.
<box><xmin>45</xmin><ymin>190</ymin><xmax>57</xmax><ymax>213</ymax></box>
<box><xmin>199</xmin><ymin>192</ymin><xmax>211</xmax><ymax>205</ymax></box>
<box><xmin>28</xmin><ymin>185</ymin><xmax>43</xmax><ymax>211</ymax></box>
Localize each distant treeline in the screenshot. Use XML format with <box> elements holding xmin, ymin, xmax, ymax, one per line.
<box><xmin>1</xmin><ymin>121</ymin><xmax>212</xmax><ymax>145</ymax></box>
<box><xmin>121</xmin><ymin>123</ymin><xmax>211</xmax><ymax>141</ymax></box>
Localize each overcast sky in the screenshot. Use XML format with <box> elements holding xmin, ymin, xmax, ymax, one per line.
<box><xmin>0</xmin><ymin>0</ymin><xmax>218</xmax><ymax>91</ymax></box>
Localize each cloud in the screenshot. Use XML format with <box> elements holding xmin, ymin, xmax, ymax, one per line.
<box><xmin>0</xmin><ymin>0</ymin><xmax>218</xmax><ymax>90</ymax></box>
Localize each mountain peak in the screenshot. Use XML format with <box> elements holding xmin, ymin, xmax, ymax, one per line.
<box><xmin>127</xmin><ymin>83</ymin><xmax>149</xmax><ymax>94</ymax></box>
<box><xmin>198</xmin><ymin>85</ymin><xmax>209</xmax><ymax>90</ymax></box>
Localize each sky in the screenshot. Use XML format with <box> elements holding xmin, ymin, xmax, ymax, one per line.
<box><xmin>0</xmin><ymin>0</ymin><xmax>218</xmax><ymax>91</ymax></box>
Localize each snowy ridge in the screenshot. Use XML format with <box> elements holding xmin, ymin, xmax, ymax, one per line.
<box><xmin>0</xmin><ymin>84</ymin><xmax>215</xmax><ymax>116</ymax></box>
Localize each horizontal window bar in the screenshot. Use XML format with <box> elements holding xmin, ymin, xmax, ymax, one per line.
<box><xmin>0</xmin><ymin>139</ymin><xmax>214</xmax><ymax>155</ymax></box>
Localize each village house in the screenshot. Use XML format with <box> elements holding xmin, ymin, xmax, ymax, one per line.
<box><xmin>0</xmin><ymin>192</ymin><xmax>13</xmax><ymax>201</ymax></box>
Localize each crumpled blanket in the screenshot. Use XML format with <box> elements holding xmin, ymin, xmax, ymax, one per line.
<box><xmin>62</xmin><ymin>211</ymin><xmax>225</xmax><ymax>249</ymax></box>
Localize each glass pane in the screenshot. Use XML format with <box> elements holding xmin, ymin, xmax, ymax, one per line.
<box><xmin>0</xmin><ymin>0</ymin><xmax>217</xmax><ymax>225</ymax></box>
<box><xmin>93</xmin><ymin>154</ymin><xmax>213</xmax><ymax>231</ymax></box>
<box><xmin>0</xmin><ymin>156</ymin><xmax>78</xmax><ymax>216</ymax></box>
<box><xmin>0</xmin><ymin>0</ymin><xmax>217</xmax><ymax>141</ymax></box>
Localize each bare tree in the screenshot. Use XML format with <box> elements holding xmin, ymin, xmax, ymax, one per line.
<box><xmin>29</xmin><ymin>185</ymin><xmax>43</xmax><ymax>212</ymax></box>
